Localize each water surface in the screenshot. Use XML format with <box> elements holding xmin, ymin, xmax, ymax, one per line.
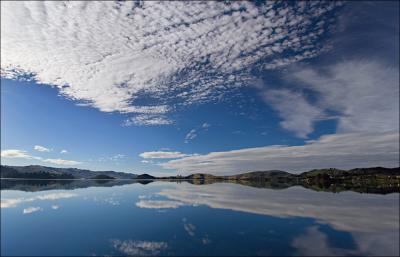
<box><xmin>1</xmin><ymin>180</ymin><xmax>399</xmax><ymax>256</ymax></box>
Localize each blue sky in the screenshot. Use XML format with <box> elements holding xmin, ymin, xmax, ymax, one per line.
<box><xmin>1</xmin><ymin>1</ymin><xmax>399</xmax><ymax>175</ymax></box>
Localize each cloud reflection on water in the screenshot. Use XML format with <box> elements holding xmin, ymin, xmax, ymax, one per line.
<box><xmin>136</xmin><ymin>200</ymin><xmax>186</xmax><ymax>209</ymax></box>
<box><xmin>111</xmin><ymin>239</ymin><xmax>168</xmax><ymax>256</ymax></box>
<box><xmin>22</xmin><ymin>206</ymin><xmax>43</xmax><ymax>214</ymax></box>
<box><xmin>136</xmin><ymin>182</ymin><xmax>399</xmax><ymax>256</ymax></box>
<box><xmin>1</xmin><ymin>192</ymin><xmax>78</xmax><ymax>208</ymax></box>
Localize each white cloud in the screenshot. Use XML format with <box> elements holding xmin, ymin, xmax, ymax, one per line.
<box><xmin>185</xmin><ymin>123</ymin><xmax>212</xmax><ymax>143</ymax></box>
<box><xmin>160</xmin><ymin>131</ymin><xmax>399</xmax><ymax>174</ymax></box>
<box><xmin>34</xmin><ymin>145</ymin><xmax>51</xmax><ymax>152</ymax></box>
<box><xmin>1</xmin><ymin>149</ymin><xmax>81</xmax><ymax>166</ymax></box>
<box><xmin>184</xmin><ymin>129</ymin><xmax>197</xmax><ymax>143</ymax></box>
<box><xmin>1</xmin><ymin>1</ymin><xmax>342</xmax><ymax>124</ymax></box>
<box><xmin>265</xmin><ymin>60</ymin><xmax>399</xmax><ymax>137</ymax></box>
<box><xmin>202</xmin><ymin>123</ymin><xmax>211</xmax><ymax>129</ymax></box>
<box><xmin>1</xmin><ymin>149</ymin><xmax>34</xmax><ymax>159</ymax></box>
<box><xmin>232</xmin><ymin>130</ymin><xmax>245</xmax><ymax>135</ymax></box>
<box><xmin>110</xmin><ymin>154</ymin><xmax>125</xmax><ymax>161</ymax></box>
<box><xmin>124</xmin><ymin>114</ymin><xmax>172</xmax><ymax>126</ymax></box>
<box><xmin>263</xmin><ymin>89</ymin><xmax>324</xmax><ymax>138</ymax></box>
<box><xmin>23</xmin><ymin>206</ymin><xmax>42</xmax><ymax>214</ymax></box>
<box><xmin>43</xmin><ymin>158</ymin><xmax>81</xmax><ymax>165</ymax></box>
<box><xmin>139</xmin><ymin>151</ymin><xmax>191</xmax><ymax>159</ymax></box>
<box><xmin>51</xmin><ymin>205</ymin><xmax>60</xmax><ymax>210</ymax></box>
<box><xmin>95</xmin><ymin>154</ymin><xmax>126</xmax><ymax>163</ymax></box>
<box><xmin>60</xmin><ymin>150</ymin><xmax>68</xmax><ymax>154</ymax></box>
<box><xmin>294</xmin><ymin>60</ymin><xmax>399</xmax><ymax>133</ymax></box>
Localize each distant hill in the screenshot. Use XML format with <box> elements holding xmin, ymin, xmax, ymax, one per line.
<box><xmin>298</xmin><ymin>167</ymin><xmax>400</xmax><ymax>192</ymax></box>
<box><xmin>91</xmin><ymin>174</ymin><xmax>115</xmax><ymax>180</ymax></box>
<box><xmin>177</xmin><ymin>167</ymin><xmax>399</xmax><ymax>181</ymax></box>
<box><xmin>171</xmin><ymin>167</ymin><xmax>399</xmax><ymax>194</ymax></box>
<box><xmin>0</xmin><ymin>165</ymin><xmax>137</xmax><ymax>179</ymax></box>
<box><xmin>301</xmin><ymin>167</ymin><xmax>400</xmax><ymax>177</ymax></box>
<box><xmin>1</xmin><ymin>165</ymin><xmax>75</xmax><ymax>179</ymax></box>
<box><xmin>1</xmin><ymin>165</ymin><xmax>399</xmax><ymax>194</ymax></box>
<box><xmin>136</xmin><ymin>174</ymin><xmax>156</xmax><ymax>179</ymax></box>
<box><xmin>185</xmin><ymin>173</ymin><xmax>218</xmax><ymax>180</ymax></box>
<box><xmin>1</xmin><ymin>165</ymin><xmax>398</xmax><ymax>184</ymax></box>
<box><xmin>160</xmin><ymin>171</ymin><xmax>294</xmax><ymax>181</ymax></box>
<box><xmin>223</xmin><ymin>170</ymin><xmax>295</xmax><ymax>180</ymax></box>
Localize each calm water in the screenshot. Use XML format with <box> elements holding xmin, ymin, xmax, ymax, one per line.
<box><xmin>1</xmin><ymin>180</ymin><xmax>399</xmax><ymax>256</ymax></box>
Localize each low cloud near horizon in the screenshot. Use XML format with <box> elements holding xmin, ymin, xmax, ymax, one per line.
<box><xmin>145</xmin><ymin>131</ymin><xmax>399</xmax><ymax>175</ymax></box>
<box><xmin>1</xmin><ymin>149</ymin><xmax>81</xmax><ymax>166</ymax></box>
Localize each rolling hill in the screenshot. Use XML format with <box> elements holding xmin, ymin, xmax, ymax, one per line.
<box><xmin>0</xmin><ymin>165</ymin><xmax>138</xmax><ymax>179</ymax></box>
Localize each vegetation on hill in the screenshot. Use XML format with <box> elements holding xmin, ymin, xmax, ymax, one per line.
<box><xmin>298</xmin><ymin>167</ymin><xmax>400</xmax><ymax>194</ymax></box>
<box><xmin>185</xmin><ymin>173</ymin><xmax>218</xmax><ymax>180</ymax></box>
<box><xmin>0</xmin><ymin>165</ymin><xmax>137</xmax><ymax>179</ymax></box>
<box><xmin>224</xmin><ymin>170</ymin><xmax>292</xmax><ymax>180</ymax></box>
<box><xmin>1</xmin><ymin>166</ymin><xmax>75</xmax><ymax>179</ymax></box>
<box><xmin>1</xmin><ymin>165</ymin><xmax>398</xmax><ymax>194</ymax></box>
<box><xmin>91</xmin><ymin>174</ymin><xmax>115</xmax><ymax>180</ymax></box>
<box><xmin>156</xmin><ymin>167</ymin><xmax>400</xmax><ymax>194</ymax></box>
<box><xmin>136</xmin><ymin>174</ymin><xmax>156</xmax><ymax>179</ymax></box>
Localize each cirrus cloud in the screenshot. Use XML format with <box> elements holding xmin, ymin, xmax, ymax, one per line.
<box><xmin>139</xmin><ymin>151</ymin><xmax>191</xmax><ymax>159</ymax></box>
<box><xmin>42</xmin><ymin>158</ymin><xmax>82</xmax><ymax>165</ymax></box>
<box><xmin>184</xmin><ymin>129</ymin><xmax>197</xmax><ymax>144</ymax></box>
<box><xmin>1</xmin><ymin>1</ymin><xmax>343</xmax><ymax>125</ymax></box>
<box><xmin>124</xmin><ymin>114</ymin><xmax>173</xmax><ymax>126</ymax></box>
<box><xmin>34</xmin><ymin>145</ymin><xmax>51</xmax><ymax>152</ymax></box>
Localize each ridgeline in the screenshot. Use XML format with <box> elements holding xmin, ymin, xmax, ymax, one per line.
<box><xmin>1</xmin><ymin>165</ymin><xmax>399</xmax><ymax>194</ymax></box>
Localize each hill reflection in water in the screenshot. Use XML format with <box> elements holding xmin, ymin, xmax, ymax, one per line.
<box><xmin>1</xmin><ymin>178</ymin><xmax>398</xmax><ymax>194</ymax></box>
<box><xmin>1</xmin><ymin>179</ymin><xmax>399</xmax><ymax>256</ymax></box>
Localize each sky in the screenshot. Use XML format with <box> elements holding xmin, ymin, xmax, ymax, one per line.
<box><xmin>1</xmin><ymin>1</ymin><xmax>399</xmax><ymax>176</ymax></box>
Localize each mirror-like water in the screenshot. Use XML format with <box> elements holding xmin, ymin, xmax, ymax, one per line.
<box><xmin>1</xmin><ymin>180</ymin><xmax>399</xmax><ymax>256</ymax></box>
